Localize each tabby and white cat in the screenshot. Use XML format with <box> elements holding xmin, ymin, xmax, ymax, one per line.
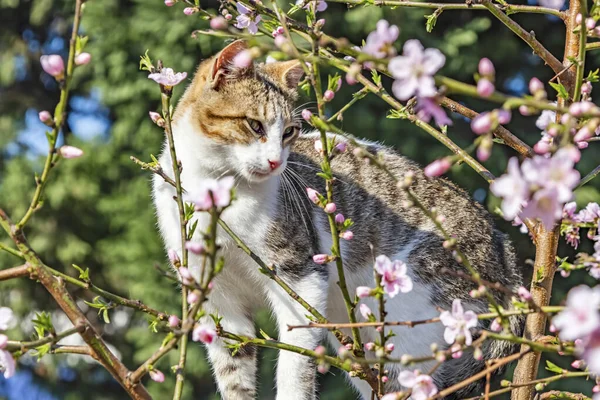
<box><xmin>152</xmin><ymin>41</ymin><xmax>524</xmax><ymax>399</ymax></box>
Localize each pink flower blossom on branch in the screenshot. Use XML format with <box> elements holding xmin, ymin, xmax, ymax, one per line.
<box><xmin>398</xmin><ymin>370</ymin><xmax>438</xmax><ymax>400</ymax></box>
<box><xmin>0</xmin><ymin>350</ymin><xmax>15</xmax><ymax>379</ymax></box>
<box><xmin>553</xmin><ymin>285</ymin><xmax>600</xmax><ymax>340</ymax></box>
<box><xmin>388</xmin><ymin>40</ymin><xmax>445</xmax><ymax>101</ymax></box>
<box><xmin>192</xmin><ymin>324</ymin><xmax>217</xmax><ymax>344</ymax></box>
<box><xmin>149</xmin><ymin>369</ymin><xmax>165</xmax><ymax>383</ymax></box>
<box><xmin>59</xmin><ymin>145</ymin><xmax>84</xmax><ymax>159</ymax></box>
<box><xmin>362</xmin><ymin>19</ymin><xmax>400</xmax><ymax>59</ymax></box>
<box><xmin>440</xmin><ymin>299</ymin><xmax>478</xmax><ymax>345</ymax></box>
<box><xmin>374</xmin><ymin>255</ymin><xmax>413</xmax><ymax>298</ymax></box>
<box><xmin>296</xmin><ymin>0</ymin><xmax>328</xmax><ymax>12</ymax></box>
<box><xmin>40</xmin><ymin>55</ymin><xmax>65</xmax><ymax>78</ymax></box>
<box><xmin>235</xmin><ymin>2</ymin><xmax>262</xmax><ymax>34</ymax></box>
<box><xmin>415</xmin><ymin>97</ymin><xmax>452</xmax><ymax>127</ymax></box>
<box><xmin>75</xmin><ymin>52</ymin><xmax>91</xmax><ymax>66</ymax></box>
<box><xmin>193</xmin><ymin>176</ymin><xmax>235</xmax><ymax>211</ymax></box>
<box><xmin>148</xmin><ymin>68</ymin><xmax>187</xmax><ymax>87</ymax></box>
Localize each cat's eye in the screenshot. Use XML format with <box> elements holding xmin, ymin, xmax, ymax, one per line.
<box><xmin>247</xmin><ymin>118</ymin><xmax>264</xmax><ymax>135</ymax></box>
<box><xmin>283</xmin><ymin>126</ymin><xmax>296</xmax><ymax>139</ymax></box>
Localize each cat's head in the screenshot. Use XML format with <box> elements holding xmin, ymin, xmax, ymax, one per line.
<box><xmin>176</xmin><ymin>40</ymin><xmax>305</xmax><ymax>182</ymax></box>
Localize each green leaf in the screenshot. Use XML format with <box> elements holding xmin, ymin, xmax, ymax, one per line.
<box><xmin>371</xmin><ymin>70</ymin><xmax>381</xmax><ymax>87</ymax></box>
<box><xmin>72</xmin><ymin>264</ymin><xmax>89</xmax><ymax>281</ymax></box>
<box><xmin>102</xmin><ymin>308</ymin><xmax>110</xmax><ymax>324</ymax></box>
<box><xmin>75</xmin><ymin>35</ymin><xmax>89</xmax><ymax>54</ymax></box>
<box><xmin>327</xmin><ymin>73</ymin><xmax>341</xmax><ymax>92</ymax></box>
<box><xmin>139</xmin><ymin>50</ymin><xmax>154</xmax><ymax>72</ymax></box>
<box><xmin>425</xmin><ymin>11</ymin><xmax>440</xmax><ymax>33</ymax></box>
<box><xmin>32</xmin><ymin>312</ymin><xmax>55</xmax><ymax>338</ymax></box>
<box><xmin>32</xmin><ymin>343</ymin><xmax>52</xmax><ymax>360</ymax></box>
<box><xmin>387</xmin><ymin>109</ymin><xmax>409</xmax><ymax>119</ymax></box>
<box><xmin>586</xmin><ymin>68</ymin><xmax>599</xmax><ymax>83</ymax></box>
<box><xmin>545</xmin><ymin>360</ymin><xmax>564</xmax><ymax>374</ymax></box>
<box><xmin>549</xmin><ymin>82</ymin><xmax>569</xmax><ymax>100</ymax></box>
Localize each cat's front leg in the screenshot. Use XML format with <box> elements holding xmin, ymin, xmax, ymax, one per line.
<box><xmin>202</xmin><ymin>292</ymin><xmax>258</xmax><ymax>400</ymax></box>
<box><xmin>267</xmin><ymin>269</ymin><xmax>329</xmax><ymax>400</ymax></box>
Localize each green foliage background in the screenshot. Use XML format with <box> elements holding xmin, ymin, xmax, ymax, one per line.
<box><xmin>0</xmin><ymin>0</ymin><xmax>599</xmax><ymax>398</ymax></box>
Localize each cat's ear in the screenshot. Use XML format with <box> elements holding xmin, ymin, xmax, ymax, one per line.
<box><xmin>210</xmin><ymin>40</ymin><xmax>253</xmax><ymax>89</ymax></box>
<box><xmin>264</xmin><ymin>60</ymin><xmax>305</xmax><ymax>90</ymax></box>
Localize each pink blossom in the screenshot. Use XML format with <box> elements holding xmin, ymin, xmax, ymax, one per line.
<box><xmin>335</xmin><ymin>142</ymin><xmax>347</xmax><ymax>153</ymax></box>
<box><xmin>523</xmin><ymin>148</ymin><xmax>580</xmax><ymax>203</ymax></box>
<box><xmin>193</xmin><ymin>176</ymin><xmax>235</xmax><ymax>210</ymax></box>
<box><xmin>40</xmin><ymin>55</ymin><xmax>65</xmax><ymax>78</ymax></box>
<box><xmin>335</xmin><ymin>213</ymin><xmax>345</xmax><ymax>224</ymax></box>
<box><xmin>192</xmin><ymin>324</ymin><xmax>217</xmax><ymax>344</ymax></box>
<box><xmin>490</xmin><ymin>318</ymin><xmax>502</xmax><ymax>332</ymax></box>
<box><xmin>235</xmin><ymin>2</ymin><xmax>261</xmax><ymax>34</ymax></box>
<box><xmin>536</xmin><ymin>108</ymin><xmax>556</xmax><ymax>132</ymax></box>
<box><xmin>0</xmin><ymin>335</ymin><xmax>6</xmax><ymax>350</ymax></box>
<box><xmin>553</xmin><ymin>285</ymin><xmax>600</xmax><ymax>340</ymax></box>
<box><xmin>59</xmin><ymin>145</ymin><xmax>84</xmax><ymax>159</ymax></box>
<box><xmin>478</xmin><ymin>58</ymin><xmax>495</xmax><ymax>76</ymax></box>
<box><xmin>210</xmin><ymin>16</ymin><xmax>228</xmax><ymax>30</ymax></box>
<box><xmin>148</xmin><ymin>68</ymin><xmax>188</xmax><ymax>87</ymax></box>
<box><xmin>302</xmin><ymin>109</ymin><xmax>313</xmax><ymax>121</ymax></box>
<box><xmin>179</xmin><ymin>267</ymin><xmax>195</xmax><ymax>285</ymax></box>
<box><xmin>187</xmin><ymin>291</ymin><xmax>200</xmax><ymax>304</ymax></box>
<box><xmin>314</xmin><ymin>345</ymin><xmax>326</xmax><ymax>356</ymax></box>
<box><xmin>424</xmin><ymin>158</ymin><xmax>451</xmax><ymax>177</ymax></box>
<box><xmin>356</xmin><ymin>286</ymin><xmax>372</xmax><ymax>298</ymax></box>
<box><xmin>341</xmin><ymin>231</ymin><xmax>354</xmax><ymax>240</ymax></box>
<box><xmin>183</xmin><ymin>7</ymin><xmax>197</xmax><ymax>15</ymax></box>
<box><xmin>313</xmin><ymin>254</ymin><xmax>328</xmax><ymax>264</ymax></box>
<box><xmin>0</xmin><ymin>350</ymin><xmax>15</xmax><ymax>379</ymax></box>
<box><xmin>398</xmin><ymin>370</ymin><xmax>438</xmax><ymax>400</ymax></box>
<box><xmin>533</xmin><ymin>139</ymin><xmax>552</xmax><ymax>155</ymax></box>
<box><xmin>440</xmin><ymin>299</ymin><xmax>478</xmax><ymax>345</ymax></box>
<box><xmin>471</xmin><ymin>112</ymin><xmax>493</xmax><ymax>135</ymax></box>
<box><xmin>149</xmin><ymin>369</ymin><xmax>165</xmax><ymax>383</ymax></box>
<box><xmin>165</xmin><ymin>0</ymin><xmax>175</xmax><ymax>6</ymax></box>
<box><xmin>362</xmin><ymin>19</ymin><xmax>400</xmax><ymax>59</ymax></box>
<box><xmin>497</xmin><ymin>109</ymin><xmax>511</xmax><ymax>124</ymax></box>
<box><xmin>529</xmin><ymin>77</ymin><xmax>544</xmax><ymax>94</ymax></box>
<box><xmin>385</xmin><ymin>343</ymin><xmax>394</xmax><ymax>352</ymax></box>
<box><xmin>415</xmin><ymin>97</ymin><xmax>452</xmax><ymax>127</ymax></box>
<box><xmin>296</xmin><ymin>0</ymin><xmax>328</xmax><ymax>12</ymax></box>
<box><xmin>323</xmin><ymin>90</ymin><xmax>335</xmax><ymax>102</ymax></box>
<box><xmin>579</xmin><ymin>203</ymin><xmax>600</xmax><ymax>222</ymax></box>
<box><xmin>473</xmin><ymin>347</ymin><xmax>483</xmax><ymax>361</ymax></box>
<box><xmin>477</xmin><ymin>136</ymin><xmax>492</xmax><ymax>162</ymax></box>
<box><xmin>168</xmin><ymin>249</ymin><xmax>179</xmax><ymax>264</ymax></box>
<box><xmin>39</xmin><ymin>111</ymin><xmax>52</xmax><ymax>124</ymax></box>
<box><xmin>389</xmin><ymin>40</ymin><xmax>445</xmax><ymax>101</ymax></box>
<box><xmin>582</xmin><ymin>81</ymin><xmax>593</xmax><ymax>94</ymax></box>
<box><xmin>324</xmin><ymin>203</ymin><xmax>336</xmax><ymax>213</ymax></box>
<box><xmin>581</xmin><ymin>329</ymin><xmax>600</xmax><ymax>375</ymax></box>
<box><xmin>563</xmin><ymin>202</ymin><xmax>578</xmax><ymax>219</ymax></box>
<box><xmin>374</xmin><ymin>255</ymin><xmax>413</xmax><ymax>297</ymax></box>
<box><xmin>520</xmin><ymin>187</ymin><xmax>563</xmax><ymax>229</ymax></box>
<box><xmin>359</xmin><ymin>303</ymin><xmax>372</xmax><ymax>320</ymax></box>
<box><xmin>168</xmin><ymin>315</ymin><xmax>180</xmax><ymax>328</ymax></box>
<box><xmin>185</xmin><ymin>241</ymin><xmax>205</xmax><ymax>255</ymax></box>
<box><xmin>306</xmin><ymin>188</ymin><xmax>320</xmax><ymax>204</ymax></box>
<box><xmin>364</xmin><ymin>342</ymin><xmax>375</xmax><ymax>351</ymax></box>
<box><xmin>477</xmin><ymin>78</ymin><xmax>494</xmax><ymax>97</ymax></box>
<box><xmin>232</xmin><ymin>50</ymin><xmax>253</xmax><ymax>69</ymax></box>
<box><xmin>490</xmin><ymin>158</ymin><xmax>529</xmax><ymax>220</ymax></box>
<box><xmin>75</xmin><ymin>52</ymin><xmax>91</xmax><ymax>66</ymax></box>
<box><xmin>451</xmin><ymin>344</ymin><xmax>463</xmax><ymax>359</ymax></box>
<box><xmin>517</xmin><ymin>286</ymin><xmax>533</xmax><ymax>301</ymax></box>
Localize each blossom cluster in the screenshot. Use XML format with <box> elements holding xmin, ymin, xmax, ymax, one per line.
<box><xmin>490</xmin><ymin>147</ymin><xmax>580</xmax><ymax>229</ymax></box>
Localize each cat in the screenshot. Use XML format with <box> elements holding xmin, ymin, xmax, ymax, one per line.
<box><xmin>152</xmin><ymin>40</ymin><xmax>524</xmax><ymax>400</ymax></box>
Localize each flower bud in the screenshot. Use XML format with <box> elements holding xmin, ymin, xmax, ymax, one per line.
<box><xmin>477</xmin><ymin>135</ymin><xmax>493</xmax><ymax>162</ymax></box>
<box><xmin>582</xmin><ymin>81</ymin><xmax>592</xmax><ymax>94</ymax></box>
<box><xmin>335</xmin><ymin>213</ymin><xmax>345</xmax><ymax>224</ymax></box>
<box><xmin>40</xmin><ymin>55</ymin><xmax>65</xmax><ymax>79</ymax></box>
<box><xmin>185</xmin><ymin>241</ymin><xmax>205</xmax><ymax>255</ymax></box>
<box><xmin>165</xmin><ymin>0</ymin><xmax>175</xmax><ymax>5</ymax></box>
<box><xmin>313</xmin><ymin>254</ymin><xmax>329</xmax><ymax>264</ymax></box>
<box><xmin>306</xmin><ymin>188</ymin><xmax>320</xmax><ymax>204</ymax></box>
<box><xmin>364</xmin><ymin>342</ymin><xmax>375</xmax><ymax>351</ymax></box>
<box><xmin>59</xmin><ymin>145</ymin><xmax>84</xmax><ymax>159</ymax></box>
<box><xmin>323</xmin><ymin>90</ymin><xmax>335</xmax><ymax>102</ymax></box>
<box><xmin>317</xmin><ymin>363</ymin><xmax>329</xmax><ymax>374</ymax></box>
<box><xmin>39</xmin><ymin>111</ymin><xmax>53</xmax><ymax>126</ymax></box>
<box><xmin>528</xmin><ymin>77</ymin><xmax>544</xmax><ymax>95</ymax></box>
<box><xmin>75</xmin><ymin>52</ymin><xmax>91</xmax><ymax>66</ymax></box>
<box><xmin>424</xmin><ymin>158</ymin><xmax>452</xmax><ymax>177</ymax></box>
<box><xmin>533</xmin><ymin>139</ymin><xmax>552</xmax><ymax>155</ymax></box>
<box><xmin>314</xmin><ymin>140</ymin><xmax>323</xmax><ymax>154</ymax></box>
<box><xmin>576</xmin><ymin>13</ymin><xmax>583</xmax><ymax>24</ymax></box>
<box><xmin>302</xmin><ymin>109</ymin><xmax>313</xmax><ymax>121</ymax></box>
<box><xmin>571</xmin><ymin>359</ymin><xmax>585</xmax><ymax>369</ymax></box>
<box><xmin>478</xmin><ymin>58</ymin><xmax>495</xmax><ymax>76</ymax></box>
<box><xmin>168</xmin><ymin>249</ymin><xmax>179</xmax><ymax>265</ymax></box>
<box><xmin>496</xmin><ymin>109</ymin><xmax>512</xmax><ymax>125</ymax></box>
<box><xmin>334</xmin><ymin>142</ymin><xmax>347</xmax><ymax>153</ymax></box>
<box><xmin>518</xmin><ymin>105</ymin><xmax>532</xmax><ymax>116</ymax></box>
<box><xmin>324</xmin><ymin>203</ymin><xmax>337</xmax><ymax>213</ymax></box>
<box><xmin>356</xmin><ymin>286</ymin><xmax>372</xmax><ymax>298</ymax></box>
<box><xmin>473</xmin><ymin>347</ymin><xmax>483</xmax><ymax>361</ymax></box>
<box><xmin>341</xmin><ymin>230</ymin><xmax>354</xmax><ymax>240</ymax></box>
<box><xmin>0</xmin><ymin>334</ymin><xmax>7</xmax><ymax>350</ymax></box>
<box><xmin>385</xmin><ymin>343</ymin><xmax>395</xmax><ymax>353</ymax></box>
<box><xmin>517</xmin><ymin>286</ymin><xmax>533</xmax><ymax>301</ymax></box>
<box><xmin>490</xmin><ymin>318</ymin><xmax>502</xmax><ymax>332</ymax></box>
<box><xmin>149</xmin><ymin>369</ymin><xmax>165</xmax><ymax>383</ymax></box>
<box><xmin>314</xmin><ymin>345</ymin><xmax>326</xmax><ymax>356</ymax></box>
<box><xmin>168</xmin><ymin>315</ymin><xmax>180</xmax><ymax>328</ymax></box>
<box><xmin>471</xmin><ymin>112</ymin><xmax>493</xmax><ymax>135</ymax></box>
<box><xmin>586</xmin><ymin>18</ymin><xmax>596</xmax><ymax>30</ymax></box>
<box><xmin>477</xmin><ymin>78</ymin><xmax>494</xmax><ymax>97</ymax></box>
<box><xmin>359</xmin><ymin>303</ymin><xmax>372</xmax><ymax>319</ymax></box>
<box><xmin>187</xmin><ymin>290</ymin><xmax>200</xmax><ymax>304</ymax></box>
<box><xmin>183</xmin><ymin>7</ymin><xmax>198</xmax><ymax>15</ymax></box>
<box><xmin>210</xmin><ymin>16</ymin><xmax>228</xmax><ymax>30</ymax></box>
<box><xmin>381</xmin><ymin>376</ymin><xmax>388</xmax><ymax>383</ymax></box>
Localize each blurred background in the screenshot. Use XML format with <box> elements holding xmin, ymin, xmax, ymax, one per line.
<box><xmin>1</xmin><ymin>0</ymin><xmax>599</xmax><ymax>399</ymax></box>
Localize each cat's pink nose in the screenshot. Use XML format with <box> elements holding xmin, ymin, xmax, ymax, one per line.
<box><xmin>268</xmin><ymin>159</ymin><xmax>281</xmax><ymax>170</ymax></box>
